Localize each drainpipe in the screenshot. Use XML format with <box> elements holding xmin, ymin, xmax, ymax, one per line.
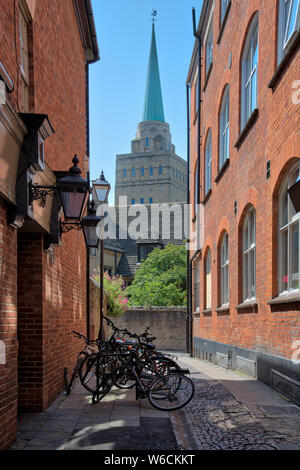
<box><xmin>186</xmin><ymin>83</ymin><xmax>191</xmax><ymax>354</ymax></box>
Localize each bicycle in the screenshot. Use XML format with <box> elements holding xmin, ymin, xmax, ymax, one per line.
<box><xmin>91</xmin><ymin>344</ymin><xmax>194</xmax><ymax>411</ymax></box>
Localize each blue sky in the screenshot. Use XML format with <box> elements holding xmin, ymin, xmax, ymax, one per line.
<box><xmin>89</xmin><ymin>0</ymin><xmax>203</xmax><ymax>203</ymax></box>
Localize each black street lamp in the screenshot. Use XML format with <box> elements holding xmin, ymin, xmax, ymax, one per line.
<box><xmin>81</xmin><ymin>201</ymin><xmax>103</xmax><ymax>248</ymax></box>
<box><xmin>92</xmin><ymin>171</ymin><xmax>111</xmax><ymax>341</ymax></box>
<box><xmin>92</xmin><ymin>171</ymin><xmax>111</xmax><ymax>205</ymax></box>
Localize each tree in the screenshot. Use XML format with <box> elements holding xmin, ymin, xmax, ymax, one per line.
<box><xmin>127</xmin><ymin>244</ymin><xmax>187</xmax><ymax>307</ymax></box>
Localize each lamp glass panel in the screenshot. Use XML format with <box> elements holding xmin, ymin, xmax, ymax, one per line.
<box><xmin>96</xmin><ymin>187</ymin><xmax>108</xmax><ymax>203</ymax></box>
<box><xmin>83</xmin><ymin>225</ymin><xmax>99</xmax><ymax>248</ymax></box>
<box><xmin>61</xmin><ymin>189</ymin><xmax>86</xmax><ymax>220</ymax></box>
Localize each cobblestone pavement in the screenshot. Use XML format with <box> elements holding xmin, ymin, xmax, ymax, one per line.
<box><xmin>174</xmin><ymin>356</ymin><xmax>300</xmax><ymax>451</ymax></box>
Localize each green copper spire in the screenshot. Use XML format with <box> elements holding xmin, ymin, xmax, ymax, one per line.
<box><xmin>143</xmin><ymin>23</ymin><xmax>165</xmax><ymax>123</ymax></box>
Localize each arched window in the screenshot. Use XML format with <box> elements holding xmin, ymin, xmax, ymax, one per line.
<box><xmin>241</xmin><ymin>14</ymin><xmax>259</xmax><ymax>129</ymax></box>
<box><xmin>205</xmin><ymin>249</ymin><xmax>212</xmax><ymax>310</ymax></box>
<box><xmin>150</xmin><ymin>166</ymin><xmax>153</xmax><ymax>176</ymax></box>
<box><xmin>145</xmin><ymin>137</ymin><xmax>149</xmax><ymax>148</ymax></box>
<box><xmin>141</xmin><ymin>166</ymin><xmax>144</xmax><ymax>176</ymax></box>
<box><xmin>219</xmin><ymin>86</ymin><xmax>229</xmax><ymax>169</ymax></box>
<box><xmin>278</xmin><ymin>0</ymin><xmax>300</xmax><ymax>64</ymax></box>
<box><xmin>205</xmin><ymin>130</ymin><xmax>212</xmax><ymax>195</ymax></box>
<box><xmin>278</xmin><ymin>162</ymin><xmax>300</xmax><ymax>293</ymax></box>
<box><xmin>194</xmin><ymin>261</ymin><xmax>200</xmax><ymax>312</ymax></box>
<box><xmin>159</xmin><ymin>165</ymin><xmax>162</xmax><ymax>175</ymax></box>
<box><xmin>220</xmin><ymin>233</ymin><xmax>229</xmax><ymax>306</ymax></box>
<box><xmin>243</xmin><ymin>207</ymin><xmax>256</xmax><ymax>301</ymax></box>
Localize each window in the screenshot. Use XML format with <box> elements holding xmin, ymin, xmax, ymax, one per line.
<box><xmin>179</xmin><ymin>170</ymin><xmax>181</xmax><ymax>182</ymax></box>
<box><xmin>205</xmin><ymin>130</ymin><xmax>212</xmax><ymax>195</ymax></box>
<box><xmin>205</xmin><ymin>249</ymin><xmax>212</xmax><ymax>310</ymax></box>
<box><xmin>145</xmin><ymin>137</ymin><xmax>149</xmax><ymax>148</ymax></box>
<box><xmin>219</xmin><ymin>86</ymin><xmax>230</xmax><ymax>169</ymax></box>
<box><xmin>241</xmin><ymin>15</ymin><xmax>259</xmax><ymax>129</ymax></box>
<box><xmin>220</xmin><ymin>233</ymin><xmax>229</xmax><ymax>306</ymax></box>
<box><xmin>123</xmin><ymin>169</ymin><xmax>127</xmax><ymax>178</ymax></box>
<box><xmin>149</xmin><ymin>197</ymin><xmax>153</xmax><ymax>204</ymax></box>
<box><xmin>140</xmin><ymin>198</ymin><xmax>144</xmax><ymax>204</ymax></box>
<box><xmin>194</xmin><ymin>67</ymin><xmax>199</xmax><ymax>116</ymax></box>
<box><xmin>221</xmin><ymin>0</ymin><xmax>230</xmax><ymax>24</ymax></box>
<box><xmin>131</xmin><ymin>199</ymin><xmax>135</xmax><ymax>205</ymax></box>
<box><xmin>19</xmin><ymin>7</ymin><xmax>29</xmax><ymax>112</ymax></box>
<box><xmin>131</xmin><ymin>168</ymin><xmax>136</xmax><ymax>177</ymax></box>
<box><xmin>243</xmin><ymin>208</ymin><xmax>256</xmax><ymax>301</ymax></box>
<box><xmin>138</xmin><ymin>244</ymin><xmax>158</xmax><ymax>262</ymax></box>
<box><xmin>150</xmin><ymin>166</ymin><xmax>153</xmax><ymax>176</ymax></box>
<box><xmin>159</xmin><ymin>165</ymin><xmax>162</xmax><ymax>175</ymax></box>
<box><xmin>90</xmin><ymin>248</ymin><xmax>97</xmax><ymax>257</ymax></box>
<box><xmin>278</xmin><ymin>162</ymin><xmax>300</xmax><ymax>294</ymax></box>
<box><xmin>278</xmin><ymin>0</ymin><xmax>300</xmax><ymax>64</ymax></box>
<box><xmin>205</xmin><ymin>18</ymin><xmax>213</xmax><ymax>76</ymax></box>
<box><xmin>194</xmin><ymin>261</ymin><xmax>200</xmax><ymax>312</ymax></box>
<box><xmin>141</xmin><ymin>167</ymin><xmax>144</xmax><ymax>176</ymax></box>
<box><xmin>194</xmin><ymin>161</ymin><xmax>199</xmax><ymax>217</ymax></box>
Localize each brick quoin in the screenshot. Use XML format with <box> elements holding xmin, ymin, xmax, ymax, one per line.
<box><xmin>0</xmin><ymin>0</ymin><xmax>97</xmax><ymax>448</ymax></box>
<box><xmin>188</xmin><ymin>1</ymin><xmax>300</xmax><ymax>365</ymax></box>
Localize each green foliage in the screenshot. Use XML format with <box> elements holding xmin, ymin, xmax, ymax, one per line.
<box><xmin>92</xmin><ymin>270</ymin><xmax>128</xmax><ymax>317</ymax></box>
<box><xmin>127</xmin><ymin>244</ymin><xmax>187</xmax><ymax>307</ymax></box>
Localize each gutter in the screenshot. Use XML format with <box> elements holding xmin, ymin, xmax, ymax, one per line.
<box><xmin>84</xmin><ymin>0</ymin><xmax>100</xmax><ymax>63</ymax></box>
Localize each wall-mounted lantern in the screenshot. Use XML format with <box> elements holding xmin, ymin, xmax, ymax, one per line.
<box><xmin>30</xmin><ymin>155</ymin><xmax>90</xmax><ymax>233</ymax></box>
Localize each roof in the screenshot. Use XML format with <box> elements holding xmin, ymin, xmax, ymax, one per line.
<box><xmin>103</xmin><ymin>204</ymin><xmax>186</xmax><ymax>278</ymax></box>
<box><xmin>142</xmin><ymin>23</ymin><xmax>165</xmax><ymax>123</ymax></box>
<box><xmin>73</xmin><ymin>0</ymin><xmax>100</xmax><ymax>63</ymax></box>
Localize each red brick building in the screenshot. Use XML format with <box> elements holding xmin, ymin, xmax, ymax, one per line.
<box><xmin>187</xmin><ymin>0</ymin><xmax>300</xmax><ymax>402</ymax></box>
<box><xmin>0</xmin><ymin>0</ymin><xmax>99</xmax><ymax>449</ymax></box>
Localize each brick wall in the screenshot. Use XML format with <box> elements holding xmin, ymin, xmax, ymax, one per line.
<box><xmin>0</xmin><ymin>0</ymin><xmax>91</xmax><ymax>448</ymax></box>
<box><xmin>108</xmin><ymin>308</ymin><xmax>187</xmax><ymax>352</ymax></box>
<box><xmin>0</xmin><ymin>199</ymin><xmax>18</xmax><ymax>449</ymax></box>
<box><xmin>189</xmin><ymin>0</ymin><xmax>300</xmax><ymax>359</ymax></box>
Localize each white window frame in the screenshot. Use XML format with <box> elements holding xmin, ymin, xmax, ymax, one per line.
<box><xmin>220</xmin><ymin>233</ymin><xmax>229</xmax><ymax>306</ymax></box>
<box><xmin>219</xmin><ymin>86</ymin><xmax>230</xmax><ymax>169</ymax></box>
<box><xmin>241</xmin><ymin>14</ymin><xmax>259</xmax><ymax>130</ymax></box>
<box><xmin>205</xmin><ymin>249</ymin><xmax>212</xmax><ymax>310</ymax></box>
<box><xmin>205</xmin><ymin>130</ymin><xmax>212</xmax><ymax>195</ymax></box>
<box><xmin>194</xmin><ymin>261</ymin><xmax>200</xmax><ymax>312</ymax></box>
<box><xmin>278</xmin><ymin>0</ymin><xmax>300</xmax><ymax>64</ymax></box>
<box><xmin>243</xmin><ymin>208</ymin><xmax>256</xmax><ymax>301</ymax></box>
<box><xmin>278</xmin><ymin>161</ymin><xmax>300</xmax><ymax>295</ymax></box>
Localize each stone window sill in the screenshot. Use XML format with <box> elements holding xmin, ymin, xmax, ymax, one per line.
<box><xmin>236</xmin><ymin>300</ymin><xmax>258</xmax><ymax>311</ymax></box>
<box><xmin>203</xmin><ymin>309</ymin><xmax>212</xmax><ymax>316</ymax></box>
<box><xmin>193</xmin><ymin>311</ymin><xmax>200</xmax><ymax>318</ymax></box>
<box><xmin>268</xmin><ymin>292</ymin><xmax>300</xmax><ymax>305</ymax></box>
<box><xmin>203</xmin><ymin>63</ymin><xmax>213</xmax><ymax>92</ymax></box>
<box><xmin>268</xmin><ymin>32</ymin><xmax>300</xmax><ymax>90</ymax></box>
<box><xmin>216</xmin><ymin>304</ymin><xmax>230</xmax><ymax>313</ymax></box>
<box><xmin>215</xmin><ymin>159</ymin><xmax>230</xmax><ymax>183</ymax></box>
<box><xmin>217</xmin><ymin>0</ymin><xmax>232</xmax><ymax>45</ymax></box>
<box><xmin>235</xmin><ymin>108</ymin><xmax>259</xmax><ymax>150</ymax></box>
<box><xmin>202</xmin><ymin>189</ymin><xmax>212</xmax><ymax>205</ymax></box>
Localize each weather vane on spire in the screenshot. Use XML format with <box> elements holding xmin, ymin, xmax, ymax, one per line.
<box><xmin>151</xmin><ymin>9</ymin><xmax>157</xmax><ymax>24</ymax></box>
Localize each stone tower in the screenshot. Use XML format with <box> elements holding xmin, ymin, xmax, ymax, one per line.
<box><xmin>115</xmin><ymin>23</ymin><xmax>187</xmax><ymax>205</ymax></box>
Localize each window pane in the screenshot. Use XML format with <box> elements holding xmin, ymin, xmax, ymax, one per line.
<box><xmin>251</xmin><ymin>249</ymin><xmax>256</xmax><ymax>297</ymax></box>
<box><xmin>286</xmin><ymin>0</ymin><xmax>298</xmax><ymax>43</ymax></box>
<box><xmin>282</xmin><ymin>190</ymin><xmax>289</xmax><ymax>226</ymax></box>
<box><xmin>291</xmin><ymin>223</ymin><xmax>299</xmax><ymax>289</ymax></box>
<box><xmin>244</xmin><ymin>253</ymin><xmax>249</xmax><ymax>299</ymax></box>
<box><xmin>282</xmin><ymin>229</ymin><xmax>289</xmax><ymax>291</ymax></box>
<box><xmin>251</xmin><ymin>69</ymin><xmax>257</xmax><ymax>112</ymax></box>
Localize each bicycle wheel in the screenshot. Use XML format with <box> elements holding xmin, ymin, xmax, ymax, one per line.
<box><xmin>66</xmin><ymin>357</ymin><xmax>83</xmax><ymax>395</ymax></box>
<box><xmin>115</xmin><ymin>368</ymin><xmax>136</xmax><ymax>389</ymax></box>
<box><xmin>148</xmin><ymin>373</ymin><xmax>194</xmax><ymax>411</ymax></box>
